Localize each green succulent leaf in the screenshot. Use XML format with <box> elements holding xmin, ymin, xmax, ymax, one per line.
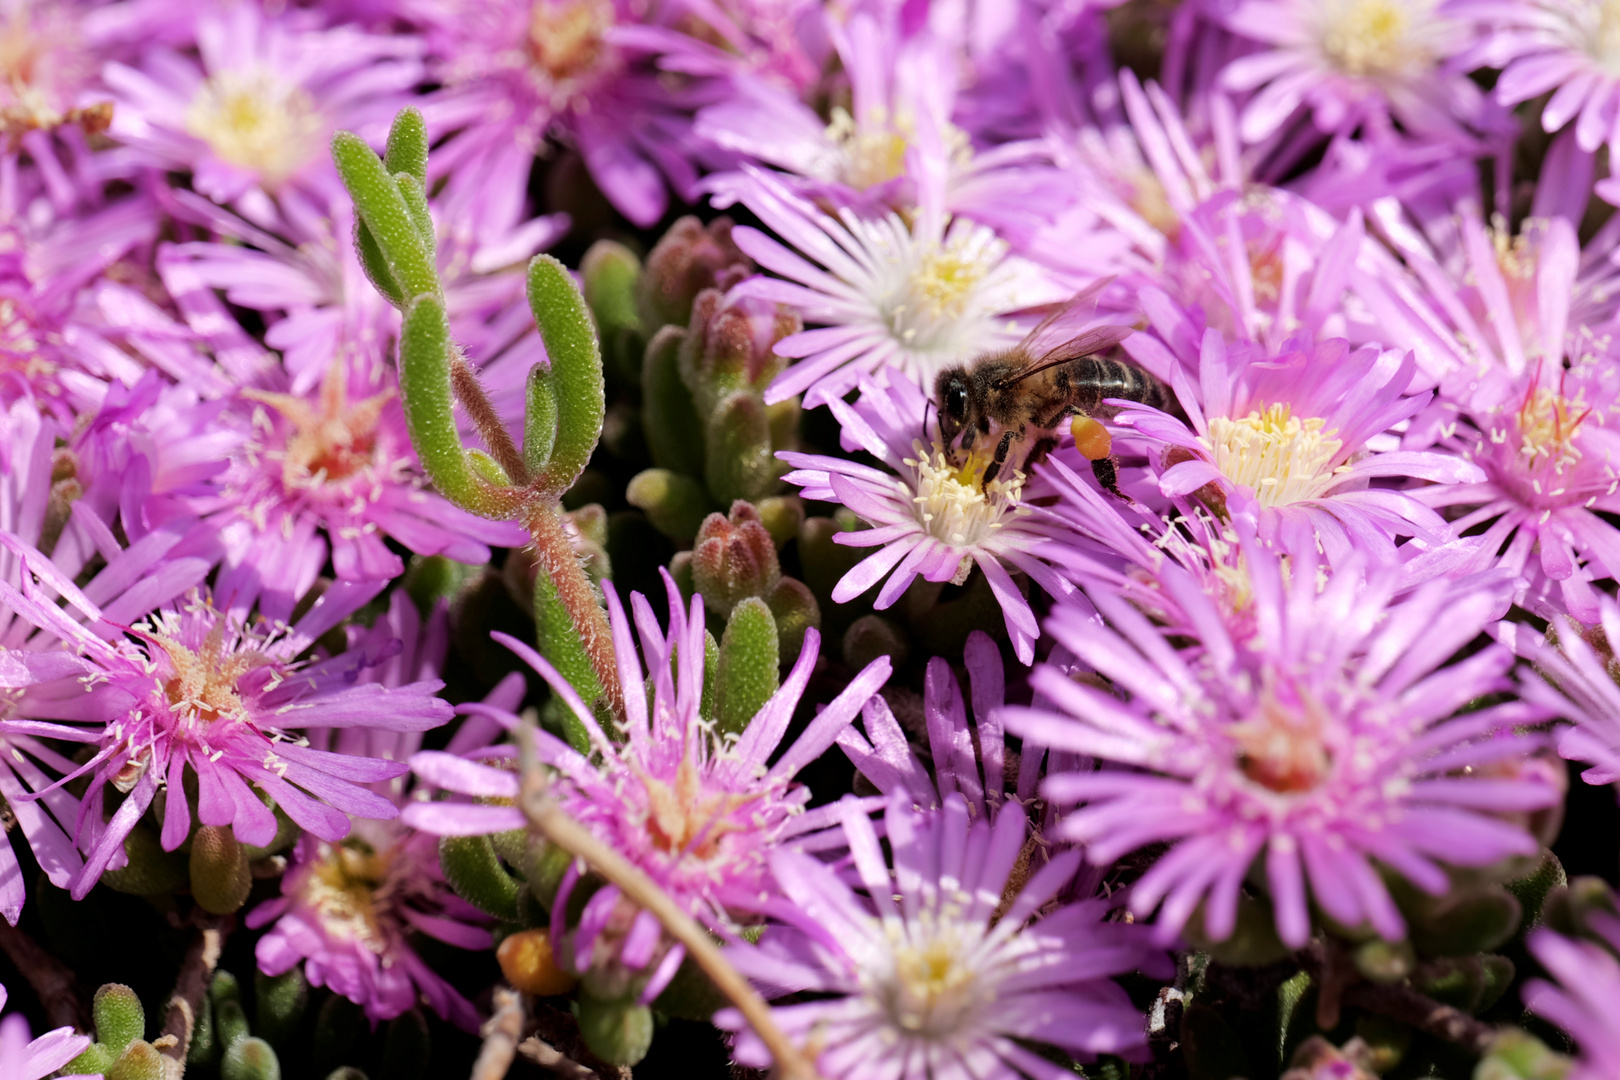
<box><xmin>332</xmin><ymin>129</ymin><xmax>438</xmax><ymax>301</ymax></box>
<box><xmin>524</xmin><ymin>360</ymin><xmax>559</xmax><ymax>477</ymax></box>
<box><xmin>439</xmin><ymin>834</ymin><xmax>523</xmax><ymax>922</ymax></box>
<box><xmin>526</xmin><ymin>254</ymin><xmax>605</xmax><ymax>496</ymax></box>
<box><xmin>222</xmin><ymin>1036</ymin><xmax>282</xmax><ymax>1080</ymax></box>
<box><xmin>716</xmin><ymin>598</ymin><xmax>778</xmax><ymax>738</ymax></box>
<box><xmin>382</xmin><ymin>105</ymin><xmax>428</xmax><ymax>184</ymax></box>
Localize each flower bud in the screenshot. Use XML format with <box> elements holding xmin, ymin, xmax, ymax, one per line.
<box><xmin>716</xmin><ymin>598</ymin><xmax>778</xmax><ymax>738</ymax></box>
<box><xmin>576</xmin><ymin>992</ymin><xmax>655</xmax><ymax>1067</ymax></box>
<box><xmin>191</xmin><ymin>825</ymin><xmax>252</xmax><ymax>914</ymax></box>
<box><xmin>680</xmin><ymin>290</ymin><xmax>799</xmax><ymax>411</ymax></box>
<box><xmin>498</xmin><ymin>929</ymin><xmax>578</xmax><ymax>996</ymax></box>
<box><xmin>222</xmin><ymin>1036</ymin><xmax>282</xmax><ymax>1080</ymax></box>
<box><xmin>691</xmin><ymin>503</ymin><xmax>781</xmax><ymax>618</ymax></box>
<box><xmin>627</xmin><ymin>468</ymin><xmax>713</xmax><ymax>545</ymax></box>
<box><xmin>94</xmin><ymin>984</ymin><xmax>146</xmax><ymax>1055</ymax></box>
<box><xmin>638</xmin><ymin>216</ymin><xmax>750</xmax><ymax>330</ymax></box>
<box><xmin>255</xmin><ymin>968</ymin><xmax>308</xmax><ymax>1050</ymax></box>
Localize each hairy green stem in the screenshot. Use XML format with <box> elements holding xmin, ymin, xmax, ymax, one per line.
<box><xmin>527</xmin><ymin>503</ymin><xmax>622</xmax><ymax>721</ymax></box>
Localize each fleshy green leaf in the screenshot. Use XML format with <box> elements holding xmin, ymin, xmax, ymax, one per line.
<box><xmin>439</xmin><ymin>835</ymin><xmax>523</xmax><ymax>922</ymax></box>
<box><xmin>705</xmin><ymin>390</ymin><xmax>775</xmax><ymax>505</ymax></box>
<box><xmin>399</xmin><ymin>294</ymin><xmax>521</xmax><ymax>519</ymax></box>
<box><xmin>332</xmin><ymin>130</ymin><xmax>438</xmax><ymax>301</ymax></box>
<box><xmin>190</xmin><ymin>825</ymin><xmax>251</xmax><ymax>915</ymax></box>
<box><xmin>395</xmin><ymin>173</ymin><xmax>436</xmax><ymax>255</ymax></box>
<box><xmin>255</xmin><ymin>969</ymin><xmax>308</xmax><ymax>1050</ymax></box>
<box><xmin>625</xmin><ymin>468</ymin><xmax>712</xmax><ymax>544</ymax></box>
<box><xmin>383</xmin><ymin>106</ymin><xmax>428</xmax><ymax>184</ymax></box>
<box><xmin>641</xmin><ymin>326</ymin><xmax>705</xmax><ymax>477</ymax></box>
<box><xmin>716</xmin><ymin>598</ymin><xmax>777</xmax><ymax>738</ymax></box>
<box><xmin>576</xmin><ymin>994</ymin><xmax>653</xmax><ymax>1067</ymax></box>
<box><xmin>93</xmin><ymin>984</ymin><xmax>145</xmax><ymax>1054</ymax></box>
<box><xmin>222</xmin><ymin>1036</ymin><xmax>282</xmax><ymax>1080</ymax></box>
<box><xmin>354</xmin><ymin>220</ymin><xmax>404</xmax><ymax>308</ymax></box>
<box><xmin>526</xmin><ymin>254</ymin><xmax>605</xmax><ymax>496</ymax></box>
<box><xmin>524</xmin><ymin>361</ymin><xmax>559</xmax><ymax>477</ymax></box>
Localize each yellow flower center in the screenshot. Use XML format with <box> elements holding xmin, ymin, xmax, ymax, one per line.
<box><xmin>1201</xmin><ymin>404</ymin><xmax>1346</xmax><ymax>507</ymax></box>
<box><xmin>138</xmin><ymin>604</ymin><xmax>274</xmax><ymax>728</ymax></box>
<box><xmin>905</xmin><ymin>442</ymin><xmax>1026</xmax><ymax>557</ymax></box>
<box><xmin>825</xmin><ymin>107</ymin><xmax>909</xmax><ymax>191</ymax></box>
<box><xmin>1590</xmin><ymin>0</ymin><xmax>1620</xmax><ymax>74</ymax></box>
<box><xmin>306</xmin><ymin>843</ymin><xmax>392</xmax><ymax>952</ymax></box>
<box><xmin>883</xmin><ymin>920</ymin><xmax>983</xmax><ymax>1036</ymax></box>
<box><xmin>1318</xmin><ymin>0</ymin><xmax>1425</xmax><ymax>79</ymax></box>
<box><xmin>242</xmin><ymin>363</ymin><xmax>396</xmax><ymax>493</ymax></box>
<box><xmin>1230</xmin><ymin>685</ymin><xmax>1334</xmax><ymax>794</ymax></box>
<box><xmin>1512</xmin><ymin>385</ymin><xmax>1591</xmax><ymax>480</ymax></box>
<box><xmin>528</xmin><ymin>0</ymin><xmax>613</xmax><ymax>84</ymax></box>
<box><xmin>185</xmin><ymin>70</ymin><xmax>324</xmax><ymax>188</ymax></box>
<box><xmin>912</xmin><ymin>248</ymin><xmax>987</xmax><ymax>321</ymax></box>
<box><xmin>640</xmin><ymin>752</ymin><xmax>757</xmax><ymax>861</ymax></box>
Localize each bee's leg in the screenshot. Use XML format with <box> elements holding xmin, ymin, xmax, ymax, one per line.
<box><xmin>981</xmin><ymin>429</ymin><xmax>1019</xmax><ymax>486</ymax></box>
<box><xmin>1026</xmin><ymin>436</ymin><xmax>1059</xmax><ymax>471</ymax></box>
<box><xmin>1091</xmin><ymin>455</ymin><xmax>1129</xmax><ymax>501</ymax></box>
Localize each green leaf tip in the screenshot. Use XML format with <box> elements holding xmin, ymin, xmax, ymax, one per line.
<box><xmin>717</xmin><ymin>598</ymin><xmax>778</xmax><ymax>738</ymax></box>
<box><xmin>222</xmin><ymin>1036</ymin><xmax>282</xmax><ymax>1080</ymax></box>
<box><xmin>438</xmin><ymin>834</ymin><xmax>523</xmax><ymax>922</ymax></box>
<box><xmin>92</xmin><ymin>984</ymin><xmax>145</xmax><ymax>1054</ymax></box>
<box><xmin>526</xmin><ymin>254</ymin><xmax>605</xmax><ymax>495</ymax></box>
<box><xmin>383</xmin><ymin>106</ymin><xmax>428</xmax><ymax>184</ymax></box>
<box><xmin>331</xmin><ymin>129</ymin><xmax>438</xmax><ymax>303</ymax></box>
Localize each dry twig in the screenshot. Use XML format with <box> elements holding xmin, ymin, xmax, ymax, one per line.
<box><xmin>159</xmin><ymin>911</ymin><xmax>231</xmax><ymax>1075</ymax></box>
<box><xmin>471</xmin><ymin>986</ymin><xmax>526</xmax><ymax>1080</ymax></box>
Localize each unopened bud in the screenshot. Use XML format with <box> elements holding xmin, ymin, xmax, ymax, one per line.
<box><xmin>691</xmin><ymin>503</ymin><xmax>781</xmax><ymax>618</ymax></box>
<box><xmin>498</xmin><ymin>929</ymin><xmax>578</xmax><ymax>996</ymax></box>
<box><xmin>638</xmin><ymin>216</ymin><xmax>750</xmax><ymax>330</ymax></box>
<box><xmin>191</xmin><ymin>825</ymin><xmax>252</xmax><ymax>914</ymax></box>
<box><xmin>576</xmin><ymin>993</ymin><xmax>654</xmax><ymax>1067</ymax></box>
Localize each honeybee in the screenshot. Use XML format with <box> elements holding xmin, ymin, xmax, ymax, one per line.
<box><xmin>933</xmin><ymin>282</ymin><xmax>1175</xmax><ymax>499</ymax></box>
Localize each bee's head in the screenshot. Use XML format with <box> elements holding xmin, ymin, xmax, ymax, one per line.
<box><xmin>934</xmin><ymin>367</ymin><xmax>971</xmax><ymax>447</ymax></box>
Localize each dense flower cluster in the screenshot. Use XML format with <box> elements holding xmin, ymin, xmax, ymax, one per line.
<box><xmin>0</xmin><ymin>0</ymin><xmax>1618</xmax><ymax>1076</ymax></box>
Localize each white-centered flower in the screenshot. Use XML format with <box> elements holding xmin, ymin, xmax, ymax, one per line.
<box><xmin>185</xmin><ymin>70</ymin><xmax>326</xmax><ymax>189</ymax></box>
<box><xmin>726</xmin><ymin>167</ymin><xmax>1063</xmax><ymax>406</ymax></box>
<box><xmin>1200</xmin><ymin>404</ymin><xmax>1349</xmax><ymax>507</ymax></box>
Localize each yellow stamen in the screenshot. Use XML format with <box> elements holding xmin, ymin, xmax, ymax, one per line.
<box><xmin>1201</xmin><ymin>404</ymin><xmax>1346</xmax><ymax>507</ymax></box>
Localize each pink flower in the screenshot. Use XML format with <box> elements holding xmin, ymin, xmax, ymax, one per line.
<box><xmin>1523</xmin><ymin>918</ymin><xmax>1620</xmax><ymax>1079</ymax></box>
<box><xmin>0</xmin><ymin>537</ymin><xmax>452</xmax><ymax>900</ymax></box>
<box><xmin>0</xmin><ymin>983</ymin><xmax>92</xmax><ymax>1080</ymax></box>
<box><xmin>406</xmin><ymin>574</ymin><xmax>891</xmax><ymax>997</ymax></box>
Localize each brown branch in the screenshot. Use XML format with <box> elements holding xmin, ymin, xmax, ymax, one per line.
<box><xmin>518</xmin><ymin>1035</ymin><xmax>600</xmax><ymax>1079</ymax></box>
<box><xmin>1298</xmin><ymin>943</ymin><xmax>1497</xmax><ymax>1054</ymax></box>
<box><xmin>0</xmin><ymin>921</ymin><xmax>87</xmax><ymax>1031</ymax></box>
<box><xmin>1340</xmin><ymin>981</ymin><xmax>1497</xmax><ymax>1053</ymax></box>
<box><xmin>451</xmin><ymin>351</ymin><xmax>529</xmax><ymax>486</ymax></box>
<box><xmin>471</xmin><ymin>986</ymin><xmax>525</xmax><ymax>1080</ymax></box>
<box><xmin>159</xmin><ymin>911</ymin><xmax>231</xmax><ymax>1070</ymax></box>
<box><xmin>517</xmin><ymin>730</ymin><xmax>819</xmax><ymax>1080</ymax></box>
<box><xmin>527</xmin><ymin>503</ymin><xmax>625</xmax><ymax>720</ymax></box>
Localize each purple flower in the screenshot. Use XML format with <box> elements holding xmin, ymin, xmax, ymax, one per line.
<box><xmin>248</xmin><ymin>822</ymin><xmax>489</xmax><ymax>1031</ymax></box>
<box><xmin>411</xmin><ymin>0</ymin><xmax>729</xmax><ymax>227</ymax></box>
<box><xmin>104</xmin><ymin>5</ymin><xmax>423</xmax><ymax>220</ymax></box>
<box><xmin>1216</xmin><ymin>0</ymin><xmax>1485</xmax><ymax>144</ymax></box>
<box><xmin>725</xmin><ymin>166</ymin><xmax>1065</xmax><ymax>407</ymax></box>
<box><xmin>718</xmin><ymin>793</ymin><xmax>1157</xmax><ymax>1078</ymax></box>
<box><xmin>209</xmin><ymin>359</ymin><xmax>525</xmax><ymax>622</ymax></box>
<box><xmin>0</xmin><ymin>983</ymin><xmax>92</xmax><ymax>1080</ymax></box>
<box><xmin>1003</xmin><ymin>557</ymin><xmax>1560</xmax><ymax>948</ymax></box>
<box><xmin>405</xmin><ymin>574</ymin><xmax>891</xmax><ymax>997</ymax></box>
<box><xmin>1523</xmin><ymin>919</ymin><xmax>1620</xmax><ymax>1079</ymax></box>
<box><xmin>1456</xmin><ymin>0</ymin><xmax>1620</xmax><ymax>204</ymax></box>
<box><xmin>1117</xmin><ymin>332</ymin><xmax>1481</xmax><ymax>565</ymax></box>
<box><xmin>0</xmin><ymin>538</ymin><xmax>452</xmax><ymax>900</ymax></box>
<box><xmin>779</xmin><ymin>376</ymin><xmax>1083</xmax><ymax>663</ymax></box>
<box><xmin>1499</xmin><ymin>598</ymin><xmax>1620</xmax><ymax>796</ymax></box>
<box><xmin>700</xmin><ymin>12</ymin><xmax>1069</xmax><ymax>238</ymax></box>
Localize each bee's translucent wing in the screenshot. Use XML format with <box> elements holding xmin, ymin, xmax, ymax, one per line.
<box><xmin>999</xmin><ymin>279</ymin><xmax>1134</xmax><ymax>386</ymax></box>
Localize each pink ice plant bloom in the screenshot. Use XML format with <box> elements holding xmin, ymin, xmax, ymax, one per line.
<box><xmin>700</xmin><ymin>11</ymin><xmax>1069</xmax><ymax>237</ymax></box>
<box><xmin>726</xmin><ymin>166</ymin><xmax>1065</xmax><ymax>407</ymax></box>
<box><xmin>410</xmin><ymin>0</ymin><xmax>730</xmax><ymax>227</ymax></box>
<box><xmin>1498</xmin><ymin>597</ymin><xmax>1620</xmax><ymax>796</ymax></box>
<box><xmin>1215</xmin><ymin>0</ymin><xmax>1487</xmax><ymax>145</ymax></box>
<box><xmin>1523</xmin><ymin>919</ymin><xmax>1620</xmax><ymax>1080</ymax></box>
<box><xmin>1003</xmin><ymin>556</ymin><xmax>1560</xmax><ymax>949</ymax></box>
<box><xmin>0</xmin><ymin>983</ymin><xmax>92</xmax><ymax>1080</ymax></box>
<box><xmin>206</xmin><ymin>358</ymin><xmax>526</xmax><ymax>623</ymax></box>
<box><xmin>248</xmin><ymin>819</ymin><xmax>490</xmax><ymax>1031</ymax></box>
<box><xmin>1403</xmin><ymin>215</ymin><xmax>1620</xmax><ymax>621</ymax></box>
<box><xmin>405</xmin><ymin>574</ymin><xmax>891</xmax><ymax>998</ymax></box>
<box><xmin>0</xmin><ymin>539</ymin><xmax>452</xmax><ymax>900</ymax></box>
<box><xmin>718</xmin><ymin>792</ymin><xmax>1158</xmax><ymax>1079</ymax></box>
<box><xmin>779</xmin><ymin>376</ymin><xmax>1083</xmax><ymax>664</ymax></box>
<box><xmin>103</xmin><ymin>5</ymin><xmax>423</xmax><ymax>221</ymax></box>
<box><xmin>1456</xmin><ymin>0</ymin><xmax>1620</xmax><ymax>203</ymax></box>
<box><xmin>1116</xmin><ymin>331</ymin><xmax>1483</xmax><ymax>564</ymax></box>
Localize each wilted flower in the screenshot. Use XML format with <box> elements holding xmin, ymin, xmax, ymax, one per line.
<box><xmin>719</xmin><ymin>793</ymin><xmax>1157</xmax><ymax>1079</ymax></box>
<box><xmin>1004</xmin><ymin>556</ymin><xmax>1559</xmax><ymax>948</ymax></box>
